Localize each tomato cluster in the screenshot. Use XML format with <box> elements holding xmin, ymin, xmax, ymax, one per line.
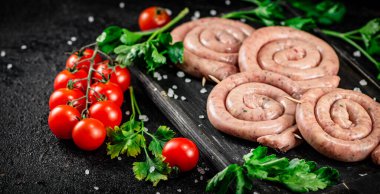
<box><xmin>48</xmin><ymin>48</ymin><xmax>131</xmax><ymax>151</ymax></box>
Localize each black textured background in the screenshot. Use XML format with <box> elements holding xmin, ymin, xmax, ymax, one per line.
<box><xmin>1</xmin><ymin>0</ymin><xmax>380</xmax><ymax>193</ymax></box>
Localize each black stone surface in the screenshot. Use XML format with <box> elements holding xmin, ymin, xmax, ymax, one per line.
<box><xmin>1</xmin><ymin>0</ymin><xmax>380</xmax><ymax>193</ymax></box>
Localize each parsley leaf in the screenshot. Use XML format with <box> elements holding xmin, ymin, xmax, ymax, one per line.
<box><xmin>133</xmin><ymin>155</ymin><xmax>172</xmax><ymax>186</ymax></box>
<box><xmin>206</xmin><ymin>146</ymin><xmax>340</xmax><ymax>193</ymax></box>
<box><xmin>359</xmin><ymin>18</ymin><xmax>380</xmax><ymax>48</ymax></box>
<box><xmin>148</xmin><ymin>126</ymin><xmax>176</xmax><ymax>157</ymax></box>
<box><xmin>283</xmin><ymin>17</ymin><xmax>316</xmax><ymax>31</ymax></box>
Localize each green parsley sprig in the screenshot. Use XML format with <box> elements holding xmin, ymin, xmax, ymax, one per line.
<box><xmin>96</xmin><ymin>8</ymin><xmax>189</xmax><ymax>72</ymax></box>
<box><xmin>107</xmin><ymin>86</ymin><xmax>176</xmax><ymax>186</ymax></box>
<box><xmin>206</xmin><ymin>146</ymin><xmax>339</xmax><ymax>193</ymax></box>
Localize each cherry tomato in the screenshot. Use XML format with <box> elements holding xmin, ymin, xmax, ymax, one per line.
<box><xmin>48</xmin><ymin>105</ymin><xmax>80</xmax><ymax>139</ymax></box>
<box><xmin>162</xmin><ymin>138</ymin><xmax>199</xmax><ymax>172</ymax></box>
<box><xmin>89</xmin><ymin>101</ymin><xmax>122</xmax><ymax>128</ymax></box>
<box><xmin>49</xmin><ymin>88</ymin><xmax>86</xmax><ymax>113</ymax></box>
<box><xmin>93</xmin><ymin>60</ymin><xmax>131</xmax><ymax>92</ymax></box>
<box><xmin>89</xmin><ymin>81</ymin><xmax>124</xmax><ymax>106</ymax></box>
<box><xmin>54</xmin><ymin>69</ymin><xmax>88</xmax><ymax>92</ymax></box>
<box><xmin>72</xmin><ymin>118</ymin><xmax>106</xmax><ymax>151</ymax></box>
<box><xmin>66</xmin><ymin>48</ymin><xmax>103</xmax><ymax>71</ymax></box>
<box><xmin>139</xmin><ymin>6</ymin><xmax>171</xmax><ymax>31</ymax></box>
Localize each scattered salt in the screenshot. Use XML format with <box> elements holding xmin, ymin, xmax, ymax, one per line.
<box><xmin>153</xmin><ymin>88</ymin><xmax>158</xmax><ymax>91</ymax></box>
<box><xmin>197</xmin><ymin>167</ymin><xmax>205</xmax><ymax>174</ymax></box>
<box><xmin>166</xmin><ymin>9</ymin><xmax>172</xmax><ymax>16</ymax></box>
<box><xmin>71</xmin><ymin>36</ymin><xmax>77</xmax><ymax>42</ymax></box>
<box><xmin>21</xmin><ymin>45</ymin><xmax>27</xmax><ymax>50</ymax></box>
<box><xmin>359</xmin><ymin>173</ymin><xmax>367</xmax><ymax>177</ymax></box>
<box><xmin>160</xmin><ymin>91</ymin><xmax>167</xmax><ymax>97</ymax></box>
<box><xmin>7</xmin><ymin>64</ymin><xmax>13</xmax><ymax>70</ymax></box>
<box><xmin>117</xmin><ymin>156</ymin><xmax>122</xmax><ymax>161</ymax></box>
<box><xmin>194</xmin><ymin>11</ymin><xmax>200</xmax><ymax>18</ymax></box>
<box><xmin>163</xmin><ymin>74</ymin><xmax>168</xmax><ymax>79</ymax></box>
<box><xmin>67</xmin><ymin>40</ymin><xmax>73</xmax><ymax>45</ymax></box>
<box><xmin>253</xmin><ymin>192</ymin><xmax>259</xmax><ymax>194</ymax></box>
<box><xmin>94</xmin><ymin>186</ymin><xmax>99</xmax><ymax>190</ymax></box>
<box><xmin>194</xmin><ymin>179</ymin><xmax>198</xmax><ymax>183</ymax></box>
<box><xmin>85</xmin><ymin>169</ymin><xmax>90</xmax><ymax>175</ymax></box>
<box><xmin>153</xmin><ymin>72</ymin><xmax>160</xmax><ymax>78</ymax></box>
<box><xmin>180</xmin><ymin>96</ymin><xmax>187</xmax><ymax>101</ymax></box>
<box><xmin>0</xmin><ymin>50</ymin><xmax>6</xmax><ymax>57</ymax></box>
<box><xmin>225</xmin><ymin>0</ymin><xmax>231</xmax><ymax>5</ymax></box>
<box><xmin>88</xmin><ymin>16</ymin><xmax>94</xmax><ymax>23</ymax></box>
<box><xmin>139</xmin><ymin>115</ymin><xmax>149</xmax><ymax>122</ymax></box>
<box><xmin>168</xmin><ymin>88</ymin><xmax>174</xmax><ymax>98</ymax></box>
<box><xmin>125</xmin><ymin>111</ymin><xmax>130</xmax><ymax>115</ymax></box>
<box><xmin>174</xmin><ymin>94</ymin><xmax>178</xmax><ymax>99</ymax></box>
<box><xmin>374</xmin><ymin>97</ymin><xmax>377</xmax><ymax>101</ymax></box>
<box><xmin>191</xmin><ymin>16</ymin><xmax>198</xmax><ymax>21</ymax></box>
<box><xmin>149</xmin><ymin>166</ymin><xmax>155</xmax><ymax>173</ymax></box>
<box><xmin>177</xmin><ymin>189</ymin><xmax>182</xmax><ymax>192</ymax></box>
<box><xmin>353</xmin><ymin>50</ymin><xmax>361</xmax><ymax>57</ymax></box>
<box><xmin>177</xmin><ymin>71</ymin><xmax>185</xmax><ymax>78</ymax></box>
<box><xmin>185</xmin><ymin>78</ymin><xmax>191</xmax><ymax>83</ymax></box>
<box><xmin>359</xmin><ymin>79</ymin><xmax>367</xmax><ymax>86</ymax></box>
<box><xmin>200</xmin><ymin>88</ymin><xmax>207</xmax><ymax>94</ymax></box>
<box><xmin>200</xmin><ymin>175</ymin><xmax>203</xmax><ymax>180</ymax></box>
<box><xmin>280</xmin><ymin>21</ymin><xmax>285</xmax><ymax>25</ymax></box>
<box><xmin>205</xmin><ymin>167</ymin><xmax>209</xmax><ymax>171</ymax></box>
<box><xmin>157</xmin><ymin>76</ymin><xmax>162</xmax><ymax>81</ymax></box>
<box><xmin>199</xmin><ymin>115</ymin><xmax>205</xmax><ymax>119</ymax></box>
<box><xmin>240</xmin><ymin>18</ymin><xmax>246</xmax><ymax>23</ymax></box>
<box><xmin>119</xmin><ymin>2</ymin><xmax>125</xmax><ymax>8</ymax></box>
<box><xmin>172</xmin><ymin>85</ymin><xmax>178</xmax><ymax>89</ymax></box>
<box><xmin>156</xmin><ymin>192</ymin><xmax>160</xmax><ymax>194</ymax></box>
<box><xmin>210</xmin><ymin>9</ymin><xmax>217</xmax><ymax>16</ymax></box>
<box><xmin>353</xmin><ymin>87</ymin><xmax>362</xmax><ymax>93</ymax></box>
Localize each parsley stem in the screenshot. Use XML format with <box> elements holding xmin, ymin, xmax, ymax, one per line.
<box><xmin>129</xmin><ymin>86</ymin><xmax>136</xmax><ymax>120</ymax></box>
<box><xmin>321</xmin><ymin>29</ymin><xmax>380</xmax><ymax>71</ymax></box>
<box><xmin>147</xmin><ymin>8</ymin><xmax>189</xmax><ymax>41</ymax></box>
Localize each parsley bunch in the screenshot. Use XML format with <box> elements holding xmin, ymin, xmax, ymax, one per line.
<box><xmin>96</xmin><ymin>8</ymin><xmax>189</xmax><ymax>72</ymax></box>
<box><xmin>107</xmin><ymin>86</ymin><xmax>176</xmax><ymax>186</ymax></box>
<box><xmin>206</xmin><ymin>146</ymin><xmax>339</xmax><ymax>193</ymax></box>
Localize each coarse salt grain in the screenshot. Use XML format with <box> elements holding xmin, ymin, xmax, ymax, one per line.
<box><xmin>199</xmin><ymin>115</ymin><xmax>205</xmax><ymax>119</ymax></box>
<box><xmin>253</xmin><ymin>192</ymin><xmax>259</xmax><ymax>194</ymax></box>
<box><xmin>353</xmin><ymin>50</ymin><xmax>361</xmax><ymax>57</ymax></box>
<box><xmin>88</xmin><ymin>16</ymin><xmax>94</xmax><ymax>23</ymax></box>
<box><xmin>177</xmin><ymin>71</ymin><xmax>185</xmax><ymax>78</ymax></box>
<box><xmin>149</xmin><ymin>166</ymin><xmax>155</xmax><ymax>173</ymax></box>
<box><xmin>139</xmin><ymin>115</ymin><xmax>149</xmax><ymax>122</ymax></box>
<box><xmin>168</xmin><ymin>88</ymin><xmax>174</xmax><ymax>97</ymax></box>
<box><xmin>67</xmin><ymin>40</ymin><xmax>73</xmax><ymax>45</ymax></box>
<box><xmin>197</xmin><ymin>167</ymin><xmax>205</xmax><ymax>174</ymax></box>
<box><xmin>163</xmin><ymin>74</ymin><xmax>168</xmax><ymax>79</ymax></box>
<box><xmin>225</xmin><ymin>0</ymin><xmax>231</xmax><ymax>5</ymax></box>
<box><xmin>153</xmin><ymin>88</ymin><xmax>158</xmax><ymax>91</ymax></box>
<box><xmin>7</xmin><ymin>64</ymin><xmax>13</xmax><ymax>69</ymax></box>
<box><xmin>359</xmin><ymin>79</ymin><xmax>367</xmax><ymax>86</ymax></box>
<box><xmin>174</xmin><ymin>94</ymin><xmax>178</xmax><ymax>99</ymax></box>
<box><xmin>194</xmin><ymin>179</ymin><xmax>198</xmax><ymax>183</ymax></box>
<box><xmin>117</xmin><ymin>156</ymin><xmax>122</xmax><ymax>160</ymax></box>
<box><xmin>0</xmin><ymin>50</ymin><xmax>6</xmax><ymax>57</ymax></box>
<box><xmin>240</xmin><ymin>18</ymin><xmax>246</xmax><ymax>23</ymax></box>
<box><xmin>200</xmin><ymin>88</ymin><xmax>207</xmax><ymax>94</ymax></box>
<box><xmin>125</xmin><ymin>111</ymin><xmax>130</xmax><ymax>115</ymax></box>
<box><xmin>210</xmin><ymin>9</ymin><xmax>217</xmax><ymax>16</ymax></box>
<box><xmin>166</xmin><ymin>9</ymin><xmax>172</xmax><ymax>16</ymax></box>
<box><xmin>153</xmin><ymin>72</ymin><xmax>160</xmax><ymax>78</ymax></box>
<box><xmin>181</xmin><ymin>96</ymin><xmax>186</xmax><ymax>101</ymax></box>
<box><xmin>71</xmin><ymin>36</ymin><xmax>77</xmax><ymax>42</ymax></box>
<box><xmin>194</xmin><ymin>11</ymin><xmax>200</xmax><ymax>18</ymax></box>
<box><xmin>185</xmin><ymin>78</ymin><xmax>191</xmax><ymax>83</ymax></box>
<box><xmin>359</xmin><ymin>173</ymin><xmax>367</xmax><ymax>177</ymax></box>
<box><xmin>119</xmin><ymin>2</ymin><xmax>125</xmax><ymax>8</ymax></box>
<box><xmin>200</xmin><ymin>175</ymin><xmax>203</xmax><ymax>180</ymax></box>
<box><xmin>374</xmin><ymin>97</ymin><xmax>377</xmax><ymax>101</ymax></box>
<box><xmin>353</xmin><ymin>87</ymin><xmax>362</xmax><ymax>93</ymax></box>
<box><xmin>172</xmin><ymin>85</ymin><xmax>178</xmax><ymax>89</ymax></box>
<box><xmin>85</xmin><ymin>169</ymin><xmax>90</xmax><ymax>175</ymax></box>
<box><xmin>177</xmin><ymin>189</ymin><xmax>182</xmax><ymax>192</ymax></box>
<box><xmin>21</xmin><ymin>45</ymin><xmax>27</xmax><ymax>50</ymax></box>
<box><xmin>94</xmin><ymin>186</ymin><xmax>99</xmax><ymax>190</ymax></box>
<box><xmin>156</xmin><ymin>192</ymin><xmax>160</xmax><ymax>194</ymax></box>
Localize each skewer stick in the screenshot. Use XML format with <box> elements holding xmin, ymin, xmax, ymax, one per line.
<box><xmin>294</xmin><ymin>134</ymin><xmax>303</xmax><ymax>140</ymax></box>
<box><xmin>208</xmin><ymin>75</ymin><xmax>221</xmax><ymax>84</ymax></box>
<box><xmin>202</xmin><ymin>77</ymin><xmax>206</xmax><ymax>87</ymax></box>
<box><xmin>284</xmin><ymin>96</ymin><xmax>302</xmax><ymax>104</ymax></box>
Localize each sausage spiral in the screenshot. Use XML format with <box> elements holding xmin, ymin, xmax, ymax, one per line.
<box><xmin>239</xmin><ymin>26</ymin><xmax>340</xmax><ymax>92</ymax></box>
<box><xmin>207</xmin><ymin>71</ymin><xmax>303</xmax><ymax>152</ymax></box>
<box><xmin>296</xmin><ymin>88</ymin><xmax>380</xmax><ymax>163</ymax></box>
<box><xmin>171</xmin><ymin>17</ymin><xmax>254</xmax><ymax>80</ymax></box>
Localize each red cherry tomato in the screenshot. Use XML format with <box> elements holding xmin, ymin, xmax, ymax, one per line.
<box><xmin>93</xmin><ymin>60</ymin><xmax>131</xmax><ymax>92</ymax></box>
<box><xmin>89</xmin><ymin>101</ymin><xmax>122</xmax><ymax>128</ymax></box>
<box><xmin>162</xmin><ymin>138</ymin><xmax>199</xmax><ymax>172</ymax></box>
<box><xmin>89</xmin><ymin>81</ymin><xmax>124</xmax><ymax>106</ymax></box>
<box><xmin>66</xmin><ymin>48</ymin><xmax>102</xmax><ymax>71</ymax></box>
<box><xmin>139</xmin><ymin>6</ymin><xmax>171</xmax><ymax>31</ymax></box>
<box><xmin>49</xmin><ymin>88</ymin><xmax>86</xmax><ymax>113</ymax></box>
<box><xmin>48</xmin><ymin>105</ymin><xmax>80</xmax><ymax>139</ymax></box>
<box><xmin>54</xmin><ymin>69</ymin><xmax>88</xmax><ymax>92</ymax></box>
<box><xmin>72</xmin><ymin>118</ymin><xmax>106</xmax><ymax>151</ymax></box>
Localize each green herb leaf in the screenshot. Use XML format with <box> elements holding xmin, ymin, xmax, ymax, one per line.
<box><xmin>148</xmin><ymin>126</ymin><xmax>176</xmax><ymax>157</ymax></box>
<box><xmin>120</xmin><ymin>29</ymin><xmax>144</xmax><ymax>45</ymax></box>
<box><xmin>368</xmin><ymin>36</ymin><xmax>380</xmax><ymax>56</ymax></box>
<box><xmin>283</xmin><ymin>17</ymin><xmax>316</xmax><ymax>31</ymax></box>
<box><xmin>133</xmin><ymin>155</ymin><xmax>172</xmax><ymax>186</ymax></box>
<box><xmin>96</xmin><ymin>26</ymin><xmax>124</xmax><ymax>54</ymax></box>
<box><xmin>168</xmin><ymin>42</ymin><xmax>184</xmax><ymax>64</ymax></box>
<box><xmin>359</xmin><ymin>18</ymin><xmax>380</xmax><ymax>48</ymax></box>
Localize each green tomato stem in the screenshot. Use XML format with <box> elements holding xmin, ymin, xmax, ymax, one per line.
<box><xmin>147</xmin><ymin>7</ymin><xmax>189</xmax><ymax>41</ymax></box>
<box><xmin>321</xmin><ymin>29</ymin><xmax>380</xmax><ymax>71</ymax></box>
<box><xmin>222</xmin><ymin>10</ymin><xmax>257</xmax><ymax>19</ymax></box>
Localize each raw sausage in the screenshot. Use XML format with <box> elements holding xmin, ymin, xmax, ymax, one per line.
<box><xmin>296</xmin><ymin>88</ymin><xmax>380</xmax><ymax>163</ymax></box>
<box><xmin>207</xmin><ymin>70</ymin><xmax>302</xmax><ymax>151</ymax></box>
<box><xmin>171</xmin><ymin>17</ymin><xmax>254</xmax><ymax>80</ymax></box>
<box><xmin>239</xmin><ymin>26</ymin><xmax>340</xmax><ymax>92</ymax></box>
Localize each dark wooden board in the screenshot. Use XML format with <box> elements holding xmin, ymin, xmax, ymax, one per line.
<box><xmin>130</xmin><ymin>2</ymin><xmax>380</xmax><ymax>193</ymax></box>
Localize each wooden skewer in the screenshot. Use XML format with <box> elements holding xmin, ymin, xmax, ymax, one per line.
<box><xmin>284</xmin><ymin>96</ymin><xmax>302</xmax><ymax>104</ymax></box>
<box><xmin>294</xmin><ymin>134</ymin><xmax>303</xmax><ymax>140</ymax></box>
<box><xmin>208</xmin><ymin>75</ymin><xmax>221</xmax><ymax>84</ymax></box>
<box><xmin>342</xmin><ymin>182</ymin><xmax>349</xmax><ymax>190</ymax></box>
<box><xmin>202</xmin><ymin>77</ymin><xmax>206</xmax><ymax>87</ymax></box>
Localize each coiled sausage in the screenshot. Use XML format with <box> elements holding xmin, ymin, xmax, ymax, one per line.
<box><xmin>296</xmin><ymin>88</ymin><xmax>380</xmax><ymax>163</ymax></box>
<box><xmin>171</xmin><ymin>17</ymin><xmax>255</xmax><ymax>80</ymax></box>
<box><xmin>207</xmin><ymin>71</ymin><xmax>302</xmax><ymax>151</ymax></box>
<box><xmin>239</xmin><ymin>26</ymin><xmax>340</xmax><ymax>92</ymax></box>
